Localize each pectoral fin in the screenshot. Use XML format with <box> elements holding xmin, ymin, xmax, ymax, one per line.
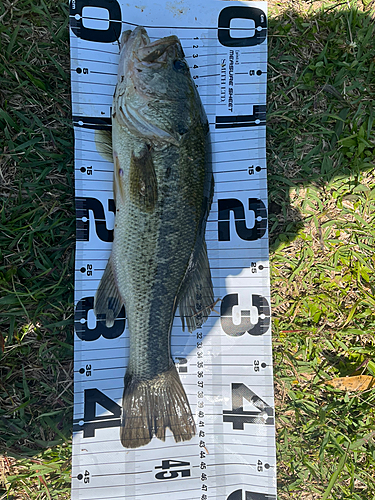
<box><xmin>94</xmin><ymin>257</ymin><xmax>124</xmax><ymax>328</ymax></box>
<box><xmin>95</xmin><ymin>129</ymin><xmax>113</xmax><ymax>162</ymax></box>
<box><xmin>114</xmin><ymin>155</ymin><xmax>125</xmax><ymax>205</ymax></box>
<box><xmin>178</xmin><ymin>241</ymin><xmax>214</xmax><ymax>332</ymax></box>
<box><xmin>129</xmin><ymin>146</ymin><xmax>157</xmax><ymax>211</ymax></box>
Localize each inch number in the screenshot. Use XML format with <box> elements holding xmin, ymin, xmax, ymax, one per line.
<box><xmin>70</xmin><ymin>0</ymin><xmax>122</xmax><ymax>43</ymax></box>
<box><xmin>76</xmin><ymin>197</ymin><xmax>115</xmax><ymax>243</ymax></box>
<box><xmin>155</xmin><ymin>460</ymin><xmax>191</xmax><ymax>480</ymax></box>
<box><xmin>74</xmin><ymin>296</ymin><xmax>125</xmax><ymax>341</ymax></box>
<box><xmin>223</xmin><ymin>383</ymin><xmax>274</xmax><ymax>429</ymax></box>
<box><xmin>73</xmin><ymin>388</ymin><xmax>121</xmax><ymax>438</ymax></box>
<box><xmin>218</xmin><ymin>6</ymin><xmax>267</xmax><ymax>47</ymax></box>
<box><xmin>218</xmin><ymin>198</ymin><xmax>267</xmax><ymax>242</ymax></box>
<box><xmin>220</xmin><ymin>293</ymin><xmax>270</xmax><ymax>336</ymax></box>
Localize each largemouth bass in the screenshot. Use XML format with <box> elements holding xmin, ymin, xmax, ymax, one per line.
<box><xmin>94</xmin><ymin>26</ymin><xmax>214</xmax><ymax>448</ymax></box>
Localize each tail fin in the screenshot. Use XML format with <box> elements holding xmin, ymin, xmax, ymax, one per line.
<box><xmin>120</xmin><ymin>365</ymin><xmax>195</xmax><ymax>448</ymax></box>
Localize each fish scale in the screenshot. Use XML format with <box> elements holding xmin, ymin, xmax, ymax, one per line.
<box><xmin>114</xmin><ymin>137</ymin><xmax>206</xmax><ymax>376</ymax></box>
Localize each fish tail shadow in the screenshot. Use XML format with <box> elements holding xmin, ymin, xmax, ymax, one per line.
<box><xmin>120</xmin><ymin>364</ymin><xmax>196</xmax><ymax>448</ymax></box>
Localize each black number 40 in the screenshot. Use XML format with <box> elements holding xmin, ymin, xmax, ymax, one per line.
<box><xmin>155</xmin><ymin>459</ymin><xmax>191</xmax><ymax>480</ymax></box>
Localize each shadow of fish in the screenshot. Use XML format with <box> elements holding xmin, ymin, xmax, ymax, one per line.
<box><xmin>94</xmin><ymin>26</ymin><xmax>214</xmax><ymax>448</ymax></box>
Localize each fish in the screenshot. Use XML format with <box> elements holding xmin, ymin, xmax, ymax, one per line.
<box><xmin>94</xmin><ymin>26</ymin><xmax>214</xmax><ymax>448</ymax></box>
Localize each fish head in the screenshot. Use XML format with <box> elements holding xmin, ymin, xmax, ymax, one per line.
<box><xmin>115</xmin><ymin>27</ymin><xmax>206</xmax><ymax>144</ymax></box>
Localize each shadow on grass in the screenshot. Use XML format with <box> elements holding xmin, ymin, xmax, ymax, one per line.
<box><xmin>266</xmin><ymin>2</ymin><xmax>375</xmax><ymax>251</ymax></box>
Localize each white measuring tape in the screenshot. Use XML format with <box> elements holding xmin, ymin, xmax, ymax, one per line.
<box><xmin>70</xmin><ymin>1</ymin><xmax>276</xmax><ymax>499</ymax></box>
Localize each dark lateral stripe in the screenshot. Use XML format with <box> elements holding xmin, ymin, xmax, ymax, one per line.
<box><xmin>72</xmin><ymin>116</ymin><xmax>112</xmax><ymax>130</ymax></box>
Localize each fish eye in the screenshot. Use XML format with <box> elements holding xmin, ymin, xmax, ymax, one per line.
<box><xmin>173</xmin><ymin>60</ymin><xmax>188</xmax><ymax>72</ymax></box>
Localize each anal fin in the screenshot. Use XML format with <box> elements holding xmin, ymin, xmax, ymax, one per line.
<box><xmin>94</xmin><ymin>257</ymin><xmax>124</xmax><ymax>328</ymax></box>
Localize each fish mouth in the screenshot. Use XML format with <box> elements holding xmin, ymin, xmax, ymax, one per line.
<box><xmin>120</xmin><ymin>26</ymin><xmax>149</xmax><ymax>51</ymax></box>
<box><xmin>121</xmin><ymin>26</ymin><xmax>181</xmax><ymax>64</ymax></box>
<box><xmin>137</xmin><ymin>35</ymin><xmax>180</xmax><ymax>63</ymax></box>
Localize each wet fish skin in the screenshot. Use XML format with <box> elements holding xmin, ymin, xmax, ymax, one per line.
<box><xmin>94</xmin><ymin>26</ymin><xmax>214</xmax><ymax>448</ymax></box>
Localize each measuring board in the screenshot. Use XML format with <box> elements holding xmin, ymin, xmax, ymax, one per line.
<box><xmin>70</xmin><ymin>1</ymin><xmax>276</xmax><ymax>499</ymax></box>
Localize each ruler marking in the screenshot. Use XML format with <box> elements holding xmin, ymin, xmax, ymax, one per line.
<box><xmin>71</xmin><ymin>1</ymin><xmax>275</xmax><ymax>499</ymax></box>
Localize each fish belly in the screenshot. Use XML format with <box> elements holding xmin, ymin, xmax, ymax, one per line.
<box><xmin>112</xmin><ymin>167</ymin><xmax>197</xmax><ymax>379</ymax></box>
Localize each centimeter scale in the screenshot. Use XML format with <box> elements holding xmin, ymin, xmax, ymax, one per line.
<box><xmin>69</xmin><ymin>1</ymin><xmax>276</xmax><ymax>499</ymax></box>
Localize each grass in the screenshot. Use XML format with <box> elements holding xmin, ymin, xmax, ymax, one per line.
<box><xmin>0</xmin><ymin>0</ymin><xmax>74</xmax><ymax>497</ymax></box>
<box><xmin>0</xmin><ymin>0</ymin><xmax>374</xmax><ymax>498</ymax></box>
<box><xmin>268</xmin><ymin>1</ymin><xmax>375</xmax><ymax>498</ymax></box>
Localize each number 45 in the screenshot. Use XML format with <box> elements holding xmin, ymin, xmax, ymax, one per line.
<box><xmin>155</xmin><ymin>460</ymin><xmax>191</xmax><ymax>480</ymax></box>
